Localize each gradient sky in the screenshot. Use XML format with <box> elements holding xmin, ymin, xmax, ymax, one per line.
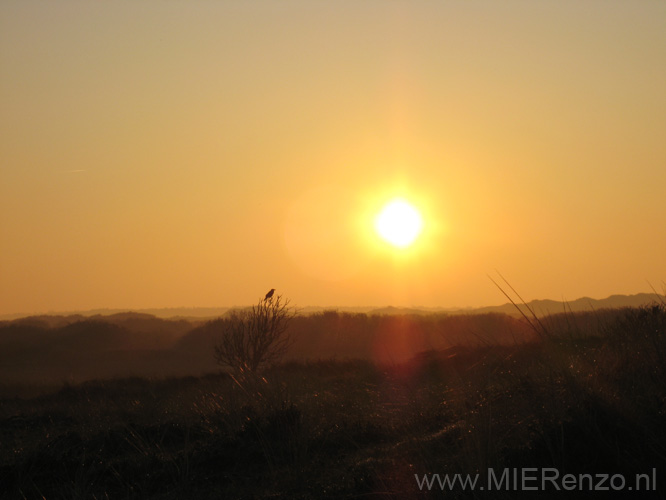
<box><xmin>1</xmin><ymin>1</ymin><xmax>665</xmax><ymax>316</ymax></box>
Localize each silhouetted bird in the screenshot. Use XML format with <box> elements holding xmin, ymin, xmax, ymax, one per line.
<box><xmin>264</xmin><ymin>288</ymin><xmax>275</xmax><ymax>301</ymax></box>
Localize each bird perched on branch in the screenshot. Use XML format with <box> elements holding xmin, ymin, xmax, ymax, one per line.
<box><xmin>264</xmin><ymin>288</ymin><xmax>275</xmax><ymax>301</ymax></box>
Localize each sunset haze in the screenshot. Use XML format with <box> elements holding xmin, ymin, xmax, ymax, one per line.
<box><xmin>1</xmin><ymin>1</ymin><xmax>665</xmax><ymax>316</ymax></box>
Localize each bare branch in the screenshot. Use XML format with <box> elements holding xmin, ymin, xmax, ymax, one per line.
<box><xmin>213</xmin><ymin>294</ymin><xmax>294</xmax><ymax>373</ymax></box>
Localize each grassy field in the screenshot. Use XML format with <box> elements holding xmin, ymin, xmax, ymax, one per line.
<box><xmin>1</xmin><ymin>304</ymin><xmax>665</xmax><ymax>499</ymax></box>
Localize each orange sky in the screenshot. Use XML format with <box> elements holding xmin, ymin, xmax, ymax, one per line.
<box><xmin>1</xmin><ymin>1</ymin><xmax>665</xmax><ymax>316</ymax></box>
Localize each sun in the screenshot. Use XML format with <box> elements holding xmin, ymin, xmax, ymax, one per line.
<box><xmin>374</xmin><ymin>198</ymin><xmax>424</xmax><ymax>248</ymax></box>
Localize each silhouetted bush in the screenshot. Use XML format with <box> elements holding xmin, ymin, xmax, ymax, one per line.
<box><xmin>213</xmin><ymin>294</ymin><xmax>294</xmax><ymax>373</ymax></box>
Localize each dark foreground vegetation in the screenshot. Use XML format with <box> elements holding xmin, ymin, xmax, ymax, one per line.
<box><xmin>1</xmin><ymin>304</ymin><xmax>666</xmax><ymax>499</ymax></box>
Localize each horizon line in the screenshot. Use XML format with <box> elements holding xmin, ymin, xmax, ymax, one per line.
<box><xmin>2</xmin><ymin>291</ymin><xmax>664</xmax><ymax>321</ymax></box>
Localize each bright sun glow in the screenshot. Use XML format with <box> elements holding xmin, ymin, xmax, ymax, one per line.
<box><xmin>375</xmin><ymin>198</ymin><xmax>424</xmax><ymax>248</ymax></box>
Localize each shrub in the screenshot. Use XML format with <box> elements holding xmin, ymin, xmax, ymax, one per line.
<box><xmin>213</xmin><ymin>294</ymin><xmax>294</xmax><ymax>373</ymax></box>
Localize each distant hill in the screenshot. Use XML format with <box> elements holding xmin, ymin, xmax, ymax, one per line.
<box><xmin>304</xmin><ymin>293</ymin><xmax>665</xmax><ymax>317</ymax></box>
<box><xmin>0</xmin><ymin>307</ymin><xmax>229</xmax><ymax>321</ymax></box>
<box><xmin>469</xmin><ymin>293</ymin><xmax>665</xmax><ymax>317</ymax></box>
<box><xmin>1</xmin><ymin>293</ymin><xmax>663</xmax><ymax>388</ymax></box>
<box><xmin>1</xmin><ymin>293</ymin><xmax>663</xmax><ymax>322</ymax></box>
